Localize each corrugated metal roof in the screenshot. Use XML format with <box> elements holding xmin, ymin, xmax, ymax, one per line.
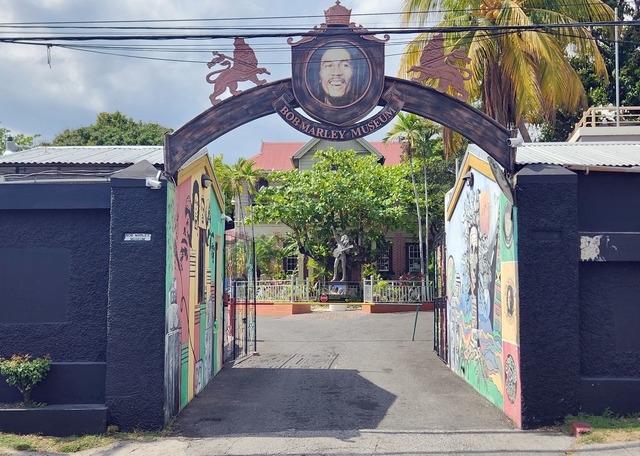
<box><xmin>516</xmin><ymin>142</ymin><xmax>640</xmax><ymax>167</ymax></box>
<box><xmin>0</xmin><ymin>145</ymin><xmax>164</xmax><ymax>166</ymax></box>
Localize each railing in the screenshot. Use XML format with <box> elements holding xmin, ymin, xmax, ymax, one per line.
<box><xmin>362</xmin><ymin>277</ymin><xmax>434</xmax><ymax>303</ymax></box>
<box><xmin>233</xmin><ymin>277</ymin><xmax>311</xmax><ymax>303</ymax></box>
<box><xmin>234</xmin><ymin>277</ymin><xmax>438</xmax><ymax>304</ymax></box>
<box><xmin>573</xmin><ymin>106</ymin><xmax>640</xmax><ymax>128</ymax></box>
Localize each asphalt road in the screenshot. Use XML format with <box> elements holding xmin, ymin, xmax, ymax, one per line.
<box><xmin>26</xmin><ymin>310</ymin><xmax>640</xmax><ymax>455</ymax></box>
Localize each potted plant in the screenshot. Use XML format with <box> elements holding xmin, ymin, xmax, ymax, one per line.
<box><xmin>0</xmin><ymin>354</ymin><xmax>51</xmax><ymax>406</ymax></box>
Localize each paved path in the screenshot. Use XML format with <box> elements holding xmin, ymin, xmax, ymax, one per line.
<box><xmin>25</xmin><ymin>310</ymin><xmax>640</xmax><ymax>455</ymax></box>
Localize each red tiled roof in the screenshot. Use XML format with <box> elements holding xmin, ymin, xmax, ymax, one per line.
<box><xmin>248</xmin><ymin>142</ymin><xmax>303</xmax><ymax>171</ymax></box>
<box><xmin>373</xmin><ymin>141</ymin><xmax>404</xmax><ymax>165</ymax></box>
<box><xmin>247</xmin><ymin>141</ymin><xmax>403</xmax><ymax>171</ymax></box>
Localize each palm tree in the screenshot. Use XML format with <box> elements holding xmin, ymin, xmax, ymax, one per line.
<box><xmin>383</xmin><ymin>113</ymin><xmax>432</xmax><ymax>289</ymax></box>
<box><xmin>228</xmin><ymin>158</ymin><xmax>260</xmax><ymax>235</ymax></box>
<box><xmin>227</xmin><ymin>158</ymin><xmax>261</xmax><ymax>283</ymax></box>
<box><xmin>400</xmin><ymin>0</ymin><xmax>614</xmax><ymax>140</ymax></box>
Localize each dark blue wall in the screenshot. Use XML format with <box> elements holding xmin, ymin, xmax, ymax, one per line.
<box><xmin>0</xmin><ymin>207</ymin><xmax>110</xmax><ymax>362</ymax></box>
<box><xmin>105</xmin><ymin>178</ymin><xmax>167</xmax><ymax>431</ymax></box>
<box><xmin>578</xmin><ymin>172</ymin><xmax>640</xmax><ymax>414</ymax></box>
<box><xmin>0</xmin><ymin>183</ymin><xmax>110</xmax><ymax>406</ymax></box>
<box><xmin>516</xmin><ymin>165</ymin><xmax>580</xmax><ymax>428</ymax></box>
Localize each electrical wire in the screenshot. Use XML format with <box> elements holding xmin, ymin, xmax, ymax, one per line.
<box><xmin>0</xmin><ymin>2</ymin><xmax>618</xmax><ymax>28</ymax></box>
<box><xmin>0</xmin><ymin>20</ymin><xmax>636</xmax><ymax>44</ymax></box>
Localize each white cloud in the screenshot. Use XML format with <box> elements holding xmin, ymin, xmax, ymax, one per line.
<box><xmin>0</xmin><ymin>0</ymin><xmax>405</xmax><ymax>160</ymax></box>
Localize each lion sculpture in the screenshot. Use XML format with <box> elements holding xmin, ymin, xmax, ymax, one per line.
<box><xmin>206</xmin><ymin>38</ymin><xmax>271</xmax><ymax>105</ymax></box>
<box><xmin>409</xmin><ymin>34</ymin><xmax>472</xmax><ymax>102</ymax></box>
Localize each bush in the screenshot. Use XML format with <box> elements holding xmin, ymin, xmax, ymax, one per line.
<box><xmin>0</xmin><ymin>354</ymin><xmax>51</xmax><ymax>403</ymax></box>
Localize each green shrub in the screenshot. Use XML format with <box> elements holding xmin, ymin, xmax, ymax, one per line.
<box><xmin>0</xmin><ymin>354</ymin><xmax>51</xmax><ymax>403</ymax></box>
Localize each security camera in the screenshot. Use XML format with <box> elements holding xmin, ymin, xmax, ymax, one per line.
<box><xmin>506</xmin><ymin>137</ymin><xmax>524</xmax><ymax>147</ymax></box>
<box><xmin>145</xmin><ymin>177</ymin><xmax>162</xmax><ymax>190</ymax></box>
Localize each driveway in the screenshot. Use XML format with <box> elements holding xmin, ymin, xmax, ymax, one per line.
<box><xmin>74</xmin><ymin>310</ymin><xmax>639</xmax><ymax>455</ymax></box>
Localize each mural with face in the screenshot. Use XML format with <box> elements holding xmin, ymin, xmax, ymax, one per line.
<box><xmin>446</xmin><ymin>157</ymin><xmax>520</xmax><ymax>425</ymax></box>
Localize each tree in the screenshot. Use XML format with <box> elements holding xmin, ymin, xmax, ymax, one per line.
<box><xmin>400</xmin><ymin>0</ymin><xmax>614</xmax><ymax>142</ymax></box>
<box><xmin>212</xmin><ymin>154</ymin><xmax>235</xmax><ymax>216</ymax></box>
<box><xmin>51</xmin><ymin>111</ymin><xmax>172</xmax><ymax>146</ymax></box>
<box><xmin>540</xmin><ymin>1</ymin><xmax>640</xmax><ymax>141</ymax></box>
<box><xmin>254</xmin><ymin>234</ymin><xmax>298</xmax><ymax>279</ymax></box>
<box><xmin>383</xmin><ymin>113</ymin><xmax>430</xmax><ymax>279</ymax></box>
<box><xmin>383</xmin><ymin>113</ymin><xmax>456</xmax><ymax>286</ymax></box>
<box><xmin>0</xmin><ymin>126</ymin><xmax>40</xmax><ymax>155</ymax></box>
<box><xmin>252</xmin><ymin>148</ymin><xmax>413</xmax><ymax>274</ymax></box>
<box><xmin>228</xmin><ymin>158</ymin><xmax>262</xmax><ymax>280</ymax></box>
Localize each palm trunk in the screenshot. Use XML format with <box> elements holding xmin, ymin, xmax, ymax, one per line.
<box><xmin>407</xmin><ymin>147</ymin><xmax>425</xmax><ymax>283</ymax></box>
<box><xmin>423</xmin><ymin>161</ymin><xmax>429</xmax><ymax>300</ymax></box>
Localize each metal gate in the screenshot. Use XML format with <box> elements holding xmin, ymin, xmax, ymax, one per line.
<box><xmin>224</xmin><ymin>281</ymin><xmax>256</xmax><ymax>362</ymax></box>
<box><xmin>433</xmin><ymin>297</ymin><xmax>448</xmax><ymax>363</ymax></box>
<box><xmin>433</xmin><ymin>232</ymin><xmax>448</xmax><ymax>363</ymax></box>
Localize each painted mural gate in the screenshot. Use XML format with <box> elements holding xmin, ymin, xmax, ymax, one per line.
<box><xmin>445</xmin><ymin>152</ymin><xmax>521</xmax><ymax>426</ymax></box>
<box><xmin>163</xmin><ymin>1</ymin><xmax>518</xmax><ymax>427</ymax></box>
<box><xmin>164</xmin><ymin>156</ymin><xmax>224</xmax><ymax>423</ymax></box>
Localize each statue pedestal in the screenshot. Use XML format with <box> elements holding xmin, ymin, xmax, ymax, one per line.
<box><xmin>327</xmin><ymin>281</ymin><xmax>348</xmax><ymax>302</ymax></box>
<box><xmin>329</xmin><ymin>304</ymin><xmax>347</xmax><ymax>312</ymax></box>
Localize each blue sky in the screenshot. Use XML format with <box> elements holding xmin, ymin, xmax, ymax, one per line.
<box><xmin>0</xmin><ymin>0</ymin><xmax>416</xmax><ymax>163</ymax></box>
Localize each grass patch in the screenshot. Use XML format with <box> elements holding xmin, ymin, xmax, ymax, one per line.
<box><xmin>0</xmin><ymin>428</ymin><xmax>164</xmax><ymax>453</ymax></box>
<box><xmin>563</xmin><ymin>410</ymin><xmax>640</xmax><ymax>445</ymax></box>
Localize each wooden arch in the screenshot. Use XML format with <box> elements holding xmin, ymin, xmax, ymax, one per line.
<box><xmin>164</xmin><ymin>77</ymin><xmax>514</xmax><ymax>176</ymax></box>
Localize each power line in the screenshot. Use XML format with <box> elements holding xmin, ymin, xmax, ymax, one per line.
<box><xmin>0</xmin><ymin>2</ymin><xmax>618</xmax><ymax>28</ymax></box>
<box><xmin>0</xmin><ymin>20</ymin><xmax>636</xmax><ymax>44</ymax></box>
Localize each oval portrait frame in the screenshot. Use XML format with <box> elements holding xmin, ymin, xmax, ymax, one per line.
<box><xmin>292</xmin><ymin>35</ymin><xmax>385</xmax><ymax>127</ymax></box>
<box><xmin>305</xmin><ymin>41</ymin><xmax>371</xmax><ymax>108</ymax></box>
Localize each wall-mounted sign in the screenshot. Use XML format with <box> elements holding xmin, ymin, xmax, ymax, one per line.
<box><xmin>274</xmin><ymin>84</ymin><xmax>403</xmax><ymax>141</ymax></box>
<box><xmin>124</xmin><ymin>233</ymin><xmax>152</xmax><ymax>242</ymax></box>
<box><xmin>277</xmin><ymin>1</ymin><xmax>396</xmax><ymax>138</ymax></box>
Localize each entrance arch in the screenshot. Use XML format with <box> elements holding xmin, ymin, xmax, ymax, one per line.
<box><xmin>164</xmin><ymin>77</ymin><xmax>514</xmax><ymax>176</ymax></box>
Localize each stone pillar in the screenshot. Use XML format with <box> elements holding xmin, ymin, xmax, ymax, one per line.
<box><xmin>105</xmin><ymin>163</ymin><xmax>167</xmax><ymax>431</ymax></box>
<box><xmin>516</xmin><ymin>164</ymin><xmax>579</xmax><ymax>428</ymax></box>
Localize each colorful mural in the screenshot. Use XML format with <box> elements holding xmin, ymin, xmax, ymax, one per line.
<box><xmin>164</xmin><ymin>156</ymin><xmax>224</xmax><ymax>424</ymax></box>
<box><xmin>445</xmin><ymin>151</ymin><xmax>521</xmax><ymax>427</ymax></box>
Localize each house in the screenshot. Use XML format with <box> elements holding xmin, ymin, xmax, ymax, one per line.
<box><xmin>0</xmin><ymin>146</ymin><xmax>229</xmax><ymax>435</ymax></box>
<box><xmin>440</xmin><ymin>138</ymin><xmax>640</xmax><ymax>428</ymax></box>
<box><xmin>236</xmin><ymin>138</ymin><xmax>426</xmax><ymax>280</ymax></box>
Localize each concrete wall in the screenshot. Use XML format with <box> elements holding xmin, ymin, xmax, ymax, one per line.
<box><xmin>577</xmin><ymin>172</ymin><xmax>640</xmax><ymax>415</ymax></box>
<box><xmin>0</xmin><ymin>157</ymin><xmax>227</xmax><ymax>432</ymax></box>
<box><xmin>164</xmin><ymin>156</ymin><xmax>225</xmax><ymax>424</ymax></box>
<box><xmin>515</xmin><ymin>164</ymin><xmax>580</xmax><ymax>428</ymax></box>
<box><xmin>445</xmin><ymin>152</ymin><xmax>522</xmax><ymax>427</ymax></box>
<box><xmin>105</xmin><ymin>176</ymin><xmax>168</xmax><ymax>431</ymax></box>
<box><xmin>0</xmin><ymin>183</ymin><xmax>111</xmax><ymax>405</ymax></box>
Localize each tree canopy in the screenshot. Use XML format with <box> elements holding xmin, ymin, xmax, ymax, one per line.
<box><xmin>51</xmin><ymin>111</ymin><xmax>172</xmax><ymax>146</ymax></box>
<box><xmin>400</xmin><ymin>0</ymin><xmax>614</xmax><ymax>142</ymax></box>
<box><xmin>540</xmin><ymin>1</ymin><xmax>640</xmax><ymax>141</ymax></box>
<box><xmin>252</xmin><ymin>148</ymin><xmax>413</xmax><ymax>268</ymax></box>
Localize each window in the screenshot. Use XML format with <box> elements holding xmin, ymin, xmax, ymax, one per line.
<box><xmin>284</xmin><ymin>255</ymin><xmax>298</xmax><ymax>274</ymax></box>
<box><xmin>376</xmin><ymin>248</ymin><xmax>391</xmax><ymax>272</ymax></box>
<box><xmin>406</xmin><ymin>243</ymin><xmax>423</xmax><ymax>273</ymax></box>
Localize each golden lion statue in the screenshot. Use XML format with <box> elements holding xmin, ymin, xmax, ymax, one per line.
<box><xmin>206</xmin><ymin>38</ymin><xmax>271</xmax><ymax>105</ymax></box>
